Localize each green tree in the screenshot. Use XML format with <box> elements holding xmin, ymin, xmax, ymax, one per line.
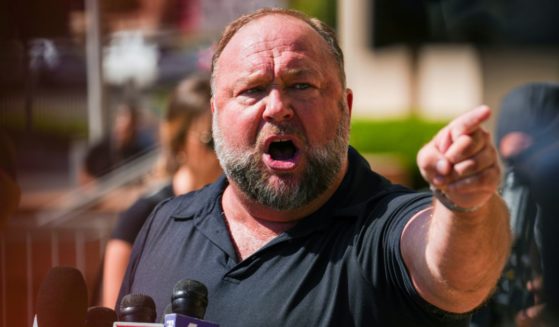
<box><xmin>288</xmin><ymin>0</ymin><xmax>337</xmax><ymax>29</ymax></box>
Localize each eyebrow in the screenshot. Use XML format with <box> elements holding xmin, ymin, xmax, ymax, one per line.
<box><xmin>233</xmin><ymin>72</ymin><xmax>270</xmax><ymax>88</ymax></box>
<box><xmin>228</xmin><ymin>58</ymin><xmax>325</xmax><ymax>90</ymax></box>
<box><xmin>282</xmin><ymin>66</ymin><xmax>315</xmax><ymax>76</ymax></box>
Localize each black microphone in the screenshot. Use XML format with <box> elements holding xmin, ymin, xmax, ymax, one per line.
<box><xmin>164</xmin><ymin>279</ymin><xmax>218</xmax><ymax>327</ymax></box>
<box><xmin>85</xmin><ymin>306</ymin><xmax>117</xmax><ymax>327</ymax></box>
<box><xmin>118</xmin><ymin>293</ymin><xmax>157</xmax><ymax>323</ymax></box>
<box><xmin>171</xmin><ymin>279</ymin><xmax>208</xmax><ymax>319</ymax></box>
<box><xmin>35</xmin><ymin>266</ymin><xmax>88</xmax><ymax>327</ymax></box>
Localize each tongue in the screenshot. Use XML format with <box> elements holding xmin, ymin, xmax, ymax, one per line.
<box><xmin>269</xmin><ymin>142</ymin><xmax>295</xmax><ymax>161</ymax></box>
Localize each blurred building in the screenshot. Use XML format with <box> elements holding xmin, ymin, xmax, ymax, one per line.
<box><xmin>340</xmin><ymin>0</ymin><xmax>559</xmax><ymax>121</ymax></box>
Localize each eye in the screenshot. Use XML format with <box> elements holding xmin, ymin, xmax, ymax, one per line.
<box><xmin>236</xmin><ymin>85</ymin><xmax>266</xmax><ymax>104</ymax></box>
<box><xmin>292</xmin><ymin>83</ymin><xmax>311</xmax><ymax>90</ymax></box>
<box><xmin>241</xmin><ymin>86</ymin><xmax>266</xmax><ymax>95</ymax></box>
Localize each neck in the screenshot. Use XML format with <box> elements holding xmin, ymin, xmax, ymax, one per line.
<box><xmin>222</xmin><ymin>186</ymin><xmax>298</xmax><ymax>261</ymax></box>
<box><xmin>173</xmin><ymin>164</ymin><xmax>222</xmax><ymax>195</ymax></box>
<box><xmin>220</xmin><ymin>159</ymin><xmax>348</xmax><ymax>260</ymax></box>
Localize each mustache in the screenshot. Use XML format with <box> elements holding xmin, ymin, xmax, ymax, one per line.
<box><xmin>256</xmin><ymin>122</ymin><xmax>307</xmax><ymax>146</ymax></box>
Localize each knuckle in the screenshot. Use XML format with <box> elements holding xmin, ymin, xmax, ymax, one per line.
<box><xmin>463</xmin><ymin>160</ymin><xmax>477</xmax><ymax>175</ymax></box>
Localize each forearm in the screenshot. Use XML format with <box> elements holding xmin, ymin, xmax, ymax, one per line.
<box><xmin>429</xmin><ymin>193</ymin><xmax>510</xmax><ymax>296</ymax></box>
<box><xmin>102</xmin><ymin>239</ymin><xmax>133</xmax><ymax>308</ymax></box>
<box><xmin>402</xmin><ymin>193</ymin><xmax>511</xmax><ymax>313</ymax></box>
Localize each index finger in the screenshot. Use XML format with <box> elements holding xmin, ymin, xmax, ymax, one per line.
<box><xmin>450</xmin><ymin>105</ymin><xmax>492</xmax><ymax>141</ymax></box>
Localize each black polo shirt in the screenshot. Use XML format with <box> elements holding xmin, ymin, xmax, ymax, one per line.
<box><xmin>119</xmin><ymin>147</ymin><xmax>470</xmax><ymax>326</ymax></box>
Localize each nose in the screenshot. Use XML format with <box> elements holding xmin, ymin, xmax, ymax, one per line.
<box><xmin>263</xmin><ymin>87</ymin><xmax>294</xmax><ymax>123</ymax></box>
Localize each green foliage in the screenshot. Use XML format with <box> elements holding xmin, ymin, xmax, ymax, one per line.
<box><xmin>1</xmin><ymin>112</ymin><xmax>87</xmax><ymax>138</ymax></box>
<box><xmin>349</xmin><ymin>117</ymin><xmax>447</xmax><ymax>188</ymax></box>
<box><xmin>288</xmin><ymin>0</ymin><xmax>337</xmax><ymax>28</ymax></box>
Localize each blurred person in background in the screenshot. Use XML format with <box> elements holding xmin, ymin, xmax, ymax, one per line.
<box><xmin>101</xmin><ymin>73</ymin><xmax>222</xmax><ymax>308</ymax></box>
<box><xmin>474</xmin><ymin>82</ymin><xmax>559</xmax><ymax>327</ymax></box>
<box><xmin>80</xmin><ymin>100</ymin><xmax>156</xmax><ymax>185</ymax></box>
<box><xmin>0</xmin><ymin>130</ymin><xmax>21</xmax><ymax>229</ymax></box>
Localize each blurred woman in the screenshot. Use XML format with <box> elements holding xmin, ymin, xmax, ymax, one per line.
<box><xmin>101</xmin><ymin>74</ymin><xmax>222</xmax><ymax>308</ymax></box>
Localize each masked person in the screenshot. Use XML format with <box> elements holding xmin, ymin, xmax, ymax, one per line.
<box><xmin>492</xmin><ymin>82</ymin><xmax>559</xmax><ymax>327</ymax></box>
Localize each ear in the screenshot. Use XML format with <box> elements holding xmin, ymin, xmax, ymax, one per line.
<box><xmin>345</xmin><ymin>88</ymin><xmax>353</xmax><ymax>118</ymax></box>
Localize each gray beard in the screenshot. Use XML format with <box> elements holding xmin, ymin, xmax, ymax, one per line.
<box><xmin>212</xmin><ymin>105</ymin><xmax>349</xmax><ymax>211</ymax></box>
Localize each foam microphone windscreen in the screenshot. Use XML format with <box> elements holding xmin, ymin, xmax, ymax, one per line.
<box><xmin>119</xmin><ymin>293</ymin><xmax>157</xmax><ymax>323</ymax></box>
<box><xmin>85</xmin><ymin>306</ymin><xmax>117</xmax><ymax>327</ymax></box>
<box><xmin>35</xmin><ymin>266</ymin><xmax>88</xmax><ymax>327</ymax></box>
<box><xmin>172</xmin><ymin>279</ymin><xmax>208</xmax><ymax>319</ymax></box>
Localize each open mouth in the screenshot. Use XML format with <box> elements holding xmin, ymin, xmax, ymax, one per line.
<box><xmin>267</xmin><ymin>140</ymin><xmax>298</xmax><ymax>161</ymax></box>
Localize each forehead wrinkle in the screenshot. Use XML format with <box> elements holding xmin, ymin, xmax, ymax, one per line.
<box><xmin>240</xmin><ymin>45</ymin><xmax>323</xmax><ymax>77</ymax></box>
<box><xmin>217</xmin><ymin>14</ymin><xmax>337</xmax><ymax>89</ymax></box>
<box><xmin>234</xmin><ymin>16</ymin><xmax>328</xmax><ymax>61</ymax></box>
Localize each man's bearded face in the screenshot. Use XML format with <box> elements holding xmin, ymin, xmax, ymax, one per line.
<box><xmin>212</xmin><ymin>103</ymin><xmax>349</xmax><ymax>211</ymax></box>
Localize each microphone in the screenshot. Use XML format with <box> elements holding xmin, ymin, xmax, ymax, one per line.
<box><xmin>118</xmin><ymin>293</ymin><xmax>157</xmax><ymax>322</ymax></box>
<box><xmin>171</xmin><ymin>279</ymin><xmax>208</xmax><ymax>319</ymax></box>
<box><xmin>35</xmin><ymin>266</ymin><xmax>88</xmax><ymax>327</ymax></box>
<box><xmin>115</xmin><ymin>293</ymin><xmax>162</xmax><ymax>327</ymax></box>
<box><xmin>164</xmin><ymin>279</ymin><xmax>219</xmax><ymax>327</ymax></box>
<box><xmin>85</xmin><ymin>306</ymin><xmax>117</xmax><ymax>327</ymax></box>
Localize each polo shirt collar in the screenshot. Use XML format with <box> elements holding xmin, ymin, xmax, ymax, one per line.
<box><xmin>171</xmin><ymin>177</ymin><xmax>236</xmax><ymax>258</ymax></box>
<box><xmin>285</xmin><ymin>146</ymin><xmax>391</xmax><ymax>239</ymax></box>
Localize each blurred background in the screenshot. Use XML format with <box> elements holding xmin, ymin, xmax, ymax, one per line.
<box><xmin>0</xmin><ymin>0</ymin><xmax>558</xmax><ymax>326</ymax></box>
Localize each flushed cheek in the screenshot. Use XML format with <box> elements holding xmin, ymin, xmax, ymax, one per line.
<box><xmin>218</xmin><ymin>109</ymin><xmax>260</xmax><ymax>148</ymax></box>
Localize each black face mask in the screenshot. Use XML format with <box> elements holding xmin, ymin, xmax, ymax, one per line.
<box><xmin>504</xmin><ymin>132</ymin><xmax>559</xmax><ymax>182</ymax></box>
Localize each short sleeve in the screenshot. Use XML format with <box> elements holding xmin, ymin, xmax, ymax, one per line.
<box><xmin>111</xmin><ymin>184</ymin><xmax>174</xmax><ymax>244</ymax></box>
<box><xmin>111</xmin><ymin>198</ymin><xmax>159</xmax><ymax>244</ymax></box>
<box><xmin>355</xmin><ymin>190</ymin><xmax>472</xmax><ymax>326</ymax></box>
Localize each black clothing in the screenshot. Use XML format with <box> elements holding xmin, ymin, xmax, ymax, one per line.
<box><xmin>486</xmin><ymin>82</ymin><xmax>559</xmax><ymax>324</ymax></box>
<box><xmin>119</xmin><ymin>147</ymin><xmax>470</xmax><ymax>326</ymax></box>
<box><xmin>112</xmin><ymin>183</ymin><xmax>175</xmax><ymax>245</ymax></box>
<box><xmin>495</xmin><ymin>82</ymin><xmax>559</xmax><ymax>159</ymax></box>
<box><xmin>529</xmin><ymin>149</ymin><xmax>559</xmax><ymax>317</ymax></box>
<box><xmin>84</xmin><ymin>134</ymin><xmax>153</xmax><ymax>178</ymax></box>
